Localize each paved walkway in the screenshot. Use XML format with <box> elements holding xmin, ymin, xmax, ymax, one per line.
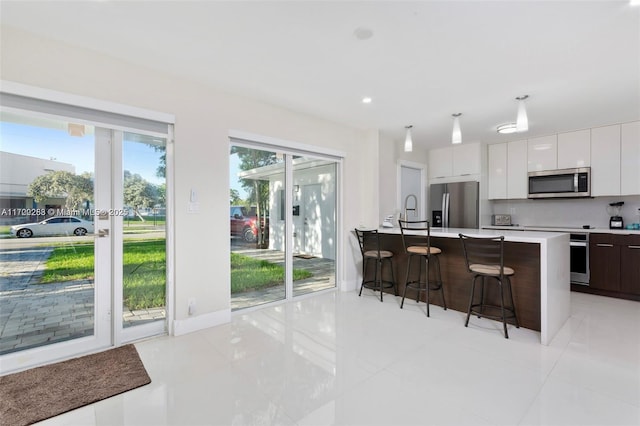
<box><xmin>231</xmin><ymin>248</ymin><xmax>336</xmax><ymax>311</ymax></box>
<box><xmin>0</xmin><ymin>244</ymin><xmax>334</xmax><ymax>355</ymax></box>
<box><xmin>0</xmin><ymin>246</ymin><xmax>165</xmax><ymax>355</ymax></box>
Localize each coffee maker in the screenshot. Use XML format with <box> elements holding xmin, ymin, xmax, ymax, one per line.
<box><xmin>607</xmin><ymin>201</ymin><xmax>624</xmax><ymax>229</ymax></box>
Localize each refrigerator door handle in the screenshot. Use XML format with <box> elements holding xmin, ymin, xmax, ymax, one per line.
<box><xmin>441</xmin><ymin>193</ymin><xmax>446</xmax><ymax>227</ymax></box>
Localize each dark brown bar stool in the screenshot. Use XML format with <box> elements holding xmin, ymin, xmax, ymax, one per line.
<box><xmin>355</xmin><ymin>228</ymin><xmax>397</xmax><ymax>302</ymax></box>
<box><xmin>398</xmin><ymin>219</ymin><xmax>446</xmax><ymax>316</ymax></box>
<box><xmin>458</xmin><ymin>234</ymin><xmax>520</xmax><ymax>338</ymax></box>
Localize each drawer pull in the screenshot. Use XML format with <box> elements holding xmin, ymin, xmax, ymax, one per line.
<box><xmin>628</xmin><ymin>245</ymin><xmax>640</xmax><ymax>249</ymax></box>
<box><xmin>596</xmin><ymin>243</ymin><xmax>614</xmax><ymax>247</ymax></box>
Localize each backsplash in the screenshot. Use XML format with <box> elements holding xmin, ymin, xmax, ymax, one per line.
<box><xmin>490</xmin><ymin>195</ymin><xmax>640</xmax><ymax>229</ymax></box>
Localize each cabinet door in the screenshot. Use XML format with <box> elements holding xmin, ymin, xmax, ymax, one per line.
<box><xmin>488</xmin><ymin>143</ymin><xmax>507</xmax><ymax>199</ymax></box>
<box><xmin>429</xmin><ymin>147</ymin><xmax>453</xmax><ymax>179</ymax></box>
<box><xmin>591</xmin><ymin>125</ymin><xmax>621</xmax><ymax>196</ymax></box>
<box><xmin>528</xmin><ymin>135</ymin><xmax>557</xmax><ymax>171</ymax></box>
<box><xmin>558</xmin><ymin>129</ymin><xmax>590</xmax><ymax>169</ymax></box>
<box><xmin>620</xmin><ymin>235</ymin><xmax>640</xmax><ymax>295</ymax></box>
<box><xmin>621</xmin><ymin>121</ymin><xmax>640</xmax><ymax>195</ymax></box>
<box><xmin>507</xmin><ymin>139</ymin><xmax>528</xmax><ymax>199</ymax></box>
<box><xmin>589</xmin><ymin>234</ymin><xmax>620</xmax><ymax>291</ymax></box>
<box><xmin>453</xmin><ymin>143</ymin><xmax>481</xmax><ymax>176</ymax></box>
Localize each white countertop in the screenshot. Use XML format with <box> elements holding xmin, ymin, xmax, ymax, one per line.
<box><xmin>378</xmin><ymin>227</ymin><xmax>566</xmax><ymax>244</ymax></box>
<box><xmin>482</xmin><ymin>225</ymin><xmax>640</xmax><ymax>235</ymax></box>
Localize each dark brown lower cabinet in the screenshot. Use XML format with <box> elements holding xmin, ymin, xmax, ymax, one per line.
<box><xmin>620</xmin><ymin>236</ymin><xmax>640</xmax><ymax>295</ymax></box>
<box><xmin>588</xmin><ymin>233</ymin><xmax>640</xmax><ymax>299</ymax></box>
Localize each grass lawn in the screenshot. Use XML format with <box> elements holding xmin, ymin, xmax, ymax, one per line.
<box><xmin>41</xmin><ymin>239</ymin><xmax>166</xmax><ymax>310</ymax></box>
<box><xmin>231</xmin><ymin>252</ymin><xmax>313</xmax><ymax>293</ymax></box>
<box><xmin>0</xmin><ymin>225</ymin><xmax>10</xmax><ymax>235</ymax></box>
<box><xmin>39</xmin><ymin>242</ymin><xmax>313</xmax><ymax>307</ymax></box>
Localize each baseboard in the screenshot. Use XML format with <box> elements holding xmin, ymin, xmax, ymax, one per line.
<box><xmin>341</xmin><ymin>278</ymin><xmax>359</xmax><ymax>292</ymax></box>
<box><xmin>173</xmin><ymin>309</ymin><xmax>231</xmax><ymax>336</ymax></box>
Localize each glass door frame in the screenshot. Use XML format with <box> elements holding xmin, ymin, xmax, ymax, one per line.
<box><xmin>0</xmin><ymin>86</ymin><xmax>174</xmax><ymax>373</ymax></box>
<box><xmin>229</xmin><ymin>131</ymin><xmax>344</xmax><ymax>309</ymax></box>
<box><xmin>104</xmin><ymin>126</ymin><xmax>173</xmax><ymax>346</ymax></box>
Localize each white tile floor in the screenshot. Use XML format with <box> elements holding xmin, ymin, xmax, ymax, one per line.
<box><xmin>37</xmin><ymin>290</ymin><xmax>639</xmax><ymax>426</ymax></box>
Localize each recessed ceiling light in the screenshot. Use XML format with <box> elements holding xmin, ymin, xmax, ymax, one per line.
<box><xmin>354</xmin><ymin>27</ymin><xmax>374</xmax><ymax>40</ymax></box>
<box><xmin>497</xmin><ymin>123</ymin><xmax>518</xmax><ymax>134</ymax></box>
<box><xmin>362</xmin><ymin>97</ymin><xmax>372</xmax><ymax>104</ymax></box>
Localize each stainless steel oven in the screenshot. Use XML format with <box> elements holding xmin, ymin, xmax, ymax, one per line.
<box><xmin>570</xmin><ymin>233</ymin><xmax>589</xmax><ymax>285</ymax></box>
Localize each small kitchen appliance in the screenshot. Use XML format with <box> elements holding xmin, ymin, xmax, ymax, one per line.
<box><xmin>492</xmin><ymin>214</ymin><xmax>512</xmax><ymax>226</ymax></box>
<box><xmin>607</xmin><ymin>201</ymin><xmax>624</xmax><ymax>229</ymax></box>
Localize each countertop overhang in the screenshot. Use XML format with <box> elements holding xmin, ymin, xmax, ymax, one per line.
<box><xmin>377</xmin><ymin>226</ymin><xmax>567</xmax><ymax>243</ymax></box>
<box><xmin>482</xmin><ymin>225</ymin><xmax>640</xmax><ymax>235</ymax></box>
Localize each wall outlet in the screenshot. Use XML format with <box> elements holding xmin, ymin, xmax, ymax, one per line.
<box><xmin>188</xmin><ymin>298</ymin><xmax>196</xmax><ymax>316</ymax></box>
<box><xmin>510</xmin><ymin>207</ymin><xmax>516</xmax><ymax>214</ymax></box>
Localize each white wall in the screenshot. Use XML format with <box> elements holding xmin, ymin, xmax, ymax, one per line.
<box><xmin>490</xmin><ymin>195</ymin><xmax>640</xmax><ymax>229</ymax></box>
<box><xmin>1</xmin><ymin>26</ymin><xmax>377</xmax><ymax>331</ymax></box>
<box><xmin>378</xmin><ymin>132</ymin><xmax>428</xmax><ymax>226</ymax></box>
<box><xmin>268</xmin><ymin>164</ymin><xmax>337</xmax><ymax>260</ymax></box>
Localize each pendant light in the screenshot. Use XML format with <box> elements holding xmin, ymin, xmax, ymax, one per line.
<box><xmin>516</xmin><ymin>95</ymin><xmax>529</xmax><ymax>132</ymax></box>
<box><xmin>451</xmin><ymin>113</ymin><xmax>462</xmax><ymax>144</ymax></box>
<box><xmin>404</xmin><ymin>125</ymin><xmax>413</xmax><ymax>152</ymax></box>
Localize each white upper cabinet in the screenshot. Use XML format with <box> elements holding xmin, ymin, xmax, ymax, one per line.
<box><xmin>428</xmin><ymin>147</ymin><xmax>453</xmax><ymax>179</ymax></box>
<box><xmin>487</xmin><ymin>140</ymin><xmax>528</xmax><ymax>200</ymax></box>
<box><xmin>557</xmin><ymin>129</ymin><xmax>591</xmax><ymax>169</ymax></box>
<box><xmin>453</xmin><ymin>143</ymin><xmax>481</xmax><ymax>176</ymax></box>
<box><xmin>488</xmin><ymin>143</ymin><xmax>507</xmax><ymax>199</ymax></box>
<box><xmin>527</xmin><ymin>135</ymin><xmax>557</xmax><ymax>171</ymax></box>
<box><xmin>507</xmin><ymin>139</ymin><xmax>528</xmax><ymax>199</ymax></box>
<box><xmin>621</xmin><ymin>121</ymin><xmax>640</xmax><ymax>195</ymax></box>
<box><xmin>591</xmin><ymin>125</ymin><xmax>621</xmax><ymax>196</ymax></box>
<box><xmin>428</xmin><ymin>142</ymin><xmax>480</xmax><ymax>180</ymax></box>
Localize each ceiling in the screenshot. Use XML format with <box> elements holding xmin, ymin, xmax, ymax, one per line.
<box><xmin>2</xmin><ymin>1</ymin><xmax>639</xmax><ymax>149</ymax></box>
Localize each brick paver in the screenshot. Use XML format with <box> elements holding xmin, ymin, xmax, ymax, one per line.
<box><xmin>0</xmin><ymin>245</ymin><xmax>165</xmax><ymax>355</ymax></box>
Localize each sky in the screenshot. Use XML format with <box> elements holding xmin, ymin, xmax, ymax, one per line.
<box><xmin>0</xmin><ymin>121</ymin><xmax>164</xmax><ymax>185</ymax></box>
<box><xmin>230</xmin><ymin>152</ymin><xmax>248</xmax><ymax>200</ymax></box>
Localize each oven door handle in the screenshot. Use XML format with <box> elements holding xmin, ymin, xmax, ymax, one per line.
<box><xmin>570</xmin><ymin>241</ymin><xmax>587</xmax><ymax>247</ymax></box>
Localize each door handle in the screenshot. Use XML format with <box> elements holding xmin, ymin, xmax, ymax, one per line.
<box><xmin>97</xmin><ymin>229</ymin><xmax>109</xmax><ymax>238</ymax></box>
<box><xmin>628</xmin><ymin>245</ymin><xmax>640</xmax><ymax>249</ymax></box>
<box><xmin>596</xmin><ymin>243</ymin><xmax>613</xmax><ymax>247</ymax></box>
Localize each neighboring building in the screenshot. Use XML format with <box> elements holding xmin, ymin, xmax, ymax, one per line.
<box><xmin>0</xmin><ymin>151</ymin><xmax>75</xmax><ymax>223</ymax></box>
<box><xmin>239</xmin><ymin>158</ymin><xmax>337</xmax><ymax>260</ymax></box>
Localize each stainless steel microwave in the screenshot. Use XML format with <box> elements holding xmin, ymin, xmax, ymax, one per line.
<box><xmin>528</xmin><ymin>167</ymin><xmax>591</xmax><ymax>199</ymax></box>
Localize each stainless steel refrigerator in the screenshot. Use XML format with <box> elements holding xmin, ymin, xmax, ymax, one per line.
<box><xmin>429</xmin><ymin>181</ymin><xmax>479</xmax><ymax>228</ymax></box>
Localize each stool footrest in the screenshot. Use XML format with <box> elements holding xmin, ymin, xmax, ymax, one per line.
<box><xmin>362</xmin><ymin>279</ymin><xmax>396</xmax><ymax>291</ymax></box>
<box><xmin>469</xmin><ymin>303</ymin><xmax>518</xmax><ymax>323</ymax></box>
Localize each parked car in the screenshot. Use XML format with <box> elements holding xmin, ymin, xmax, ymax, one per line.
<box><xmin>10</xmin><ymin>216</ymin><xmax>95</xmax><ymax>238</ymax></box>
<box><xmin>230</xmin><ymin>206</ymin><xmax>258</xmax><ymax>242</ymax></box>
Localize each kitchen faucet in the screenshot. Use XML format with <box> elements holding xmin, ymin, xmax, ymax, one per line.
<box><xmin>403</xmin><ymin>194</ymin><xmax>418</xmax><ymax>220</ymax></box>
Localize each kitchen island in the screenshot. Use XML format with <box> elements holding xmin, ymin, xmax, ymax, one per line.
<box><xmin>372</xmin><ymin>227</ymin><xmax>570</xmax><ymax>345</ymax></box>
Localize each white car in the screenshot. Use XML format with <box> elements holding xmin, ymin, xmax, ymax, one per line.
<box><xmin>10</xmin><ymin>216</ymin><xmax>95</xmax><ymax>238</ymax></box>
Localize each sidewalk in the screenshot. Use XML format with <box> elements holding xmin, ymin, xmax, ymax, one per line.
<box><xmin>231</xmin><ymin>248</ymin><xmax>336</xmax><ymax>311</ymax></box>
<box><xmin>0</xmin><ymin>246</ymin><xmax>164</xmax><ymax>355</ymax></box>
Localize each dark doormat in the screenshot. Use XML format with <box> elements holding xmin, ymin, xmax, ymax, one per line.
<box><xmin>294</xmin><ymin>254</ymin><xmax>316</xmax><ymax>259</ymax></box>
<box><xmin>0</xmin><ymin>344</ymin><xmax>151</xmax><ymax>426</ymax></box>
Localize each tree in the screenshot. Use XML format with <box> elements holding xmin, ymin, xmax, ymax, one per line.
<box><xmin>153</xmin><ymin>145</ymin><xmax>166</xmax><ymax>179</ymax></box>
<box><xmin>230</xmin><ymin>146</ymin><xmax>279</xmax><ymax>247</ymax></box>
<box><xmin>123</xmin><ymin>171</ymin><xmax>158</xmax><ymax>221</ymax></box>
<box><xmin>230</xmin><ymin>188</ymin><xmax>243</xmax><ymax>205</ymax></box>
<box><xmin>28</xmin><ymin>171</ymin><xmax>93</xmax><ymax>211</ymax></box>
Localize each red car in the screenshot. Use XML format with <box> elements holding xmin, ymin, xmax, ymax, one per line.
<box><xmin>230</xmin><ymin>206</ymin><xmax>258</xmax><ymax>242</ymax></box>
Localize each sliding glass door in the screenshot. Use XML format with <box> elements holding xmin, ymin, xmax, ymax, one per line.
<box><xmin>0</xmin><ymin>106</ymin><xmax>170</xmax><ymax>373</ymax></box>
<box><xmin>229</xmin><ymin>142</ymin><xmax>338</xmax><ymax>310</ymax></box>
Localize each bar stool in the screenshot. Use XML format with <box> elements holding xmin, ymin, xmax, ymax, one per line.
<box><xmin>398</xmin><ymin>219</ymin><xmax>446</xmax><ymax>317</ymax></box>
<box><xmin>354</xmin><ymin>228</ymin><xmax>397</xmax><ymax>302</ymax></box>
<box><xmin>458</xmin><ymin>234</ymin><xmax>520</xmax><ymax>338</ymax></box>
